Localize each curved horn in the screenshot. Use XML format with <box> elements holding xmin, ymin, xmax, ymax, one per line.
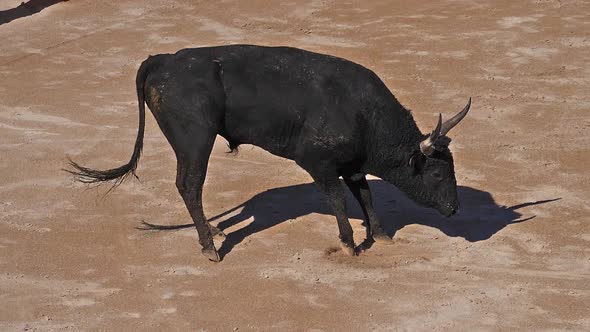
<box><xmin>420</xmin><ymin>113</ymin><xmax>442</xmax><ymax>156</ymax></box>
<box><xmin>440</xmin><ymin>97</ymin><xmax>471</xmax><ymax>136</ymax></box>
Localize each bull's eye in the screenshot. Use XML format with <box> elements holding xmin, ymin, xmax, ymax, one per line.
<box><xmin>431</xmin><ymin>172</ymin><xmax>443</xmax><ymax>181</ymax></box>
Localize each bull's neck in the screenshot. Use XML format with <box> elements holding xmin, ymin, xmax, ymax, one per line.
<box><xmin>361</xmin><ymin>97</ymin><xmax>425</xmax><ymax>181</ymax></box>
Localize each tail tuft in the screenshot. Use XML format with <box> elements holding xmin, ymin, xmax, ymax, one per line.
<box><xmin>64</xmin><ymin>156</ymin><xmax>138</xmax><ymax>187</ymax></box>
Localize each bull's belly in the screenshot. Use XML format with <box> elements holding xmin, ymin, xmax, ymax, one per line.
<box><xmin>220</xmin><ymin>130</ymin><xmax>299</xmax><ymax>161</ymax></box>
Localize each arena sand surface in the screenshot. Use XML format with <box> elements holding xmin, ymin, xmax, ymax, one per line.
<box><xmin>1</xmin><ymin>0</ymin><xmax>589</xmax><ymax>330</ymax></box>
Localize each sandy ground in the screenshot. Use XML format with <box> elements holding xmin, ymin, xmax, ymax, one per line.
<box><xmin>1</xmin><ymin>0</ymin><xmax>589</xmax><ymax>330</ymax></box>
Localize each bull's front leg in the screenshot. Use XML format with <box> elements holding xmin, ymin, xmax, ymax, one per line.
<box><xmin>343</xmin><ymin>175</ymin><xmax>391</xmax><ymax>244</ymax></box>
<box><xmin>312</xmin><ymin>175</ymin><xmax>356</xmax><ymax>256</ymax></box>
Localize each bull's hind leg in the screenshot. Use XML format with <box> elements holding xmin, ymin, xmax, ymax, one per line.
<box><xmin>174</xmin><ymin>134</ymin><xmax>220</xmax><ymax>262</ymax></box>
<box><xmin>145</xmin><ymin>60</ymin><xmax>226</xmax><ymax>261</ymax></box>
<box><xmin>148</xmin><ymin>97</ymin><xmax>223</xmax><ymax>261</ymax></box>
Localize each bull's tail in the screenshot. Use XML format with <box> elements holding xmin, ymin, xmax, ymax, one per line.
<box><xmin>65</xmin><ymin>57</ymin><xmax>154</xmax><ymax>189</ymax></box>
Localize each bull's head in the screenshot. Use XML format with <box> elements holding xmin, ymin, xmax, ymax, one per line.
<box><xmin>407</xmin><ymin>98</ymin><xmax>471</xmax><ymax>217</ymax></box>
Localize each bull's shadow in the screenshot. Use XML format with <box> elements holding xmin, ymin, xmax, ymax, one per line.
<box><xmin>141</xmin><ymin>180</ymin><xmax>559</xmax><ymax>260</ymax></box>
<box><xmin>0</xmin><ymin>0</ymin><xmax>68</xmax><ymax>26</ymax></box>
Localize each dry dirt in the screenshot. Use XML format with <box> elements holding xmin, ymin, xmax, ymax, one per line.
<box><xmin>1</xmin><ymin>0</ymin><xmax>589</xmax><ymax>330</ymax></box>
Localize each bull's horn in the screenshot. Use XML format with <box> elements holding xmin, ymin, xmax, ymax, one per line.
<box><xmin>440</xmin><ymin>97</ymin><xmax>471</xmax><ymax>136</ymax></box>
<box><xmin>420</xmin><ymin>113</ymin><xmax>442</xmax><ymax>156</ymax></box>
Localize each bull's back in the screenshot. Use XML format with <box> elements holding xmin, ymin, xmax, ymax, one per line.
<box><xmin>210</xmin><ymin>46</ymin><xmax>377</xmax><ymax>161</ymax></box>
<box><xmin>167</xmin><ymin>45</ymin><xmax>384</xmax><ymax>164</ymax></box>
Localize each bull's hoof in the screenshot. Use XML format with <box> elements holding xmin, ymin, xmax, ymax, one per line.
<box><xmin>356</xmin><ymin>239</ymin><xmax>374</xmax><ymax>253</ymax></box>
<box><xmin>340</xmin><ymin>241</ymin><xmax>356</xmax><ymax>256</ymax></box>
<box><xmin>373</xmin><ymin>232</ymin><xmax>393</xmax><ymax>244</ymax></box>
<box><xmin>202</xmin><ymin>248</ymin><xmax>220</xmax><ymax>262</ymax></box>
<box><xmin>210</xmin><ymin>226</ymin><xmax>226</xmax><ymax>240</ymax></box>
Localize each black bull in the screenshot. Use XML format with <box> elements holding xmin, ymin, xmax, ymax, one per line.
<box><xmin>67</xmin><ymin>45</ymin><xmax>472</xmax><ymax>262</ymax></box>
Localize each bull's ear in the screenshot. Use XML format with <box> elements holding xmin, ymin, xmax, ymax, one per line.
<box><xmin>408</xmin><ymin>152</ymin><xmax>425</xmax><ymax>174</ymax></box>
<box><xmin>434</xmin><ymin>136</ymin><xmax>452</xmax><ymax>150</ymax></box>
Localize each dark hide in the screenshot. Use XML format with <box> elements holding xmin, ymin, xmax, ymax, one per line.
<box><xmin>67</xmin><ymin>45</ymin><xmax>470</xmax><ymax>261</ymax></box>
